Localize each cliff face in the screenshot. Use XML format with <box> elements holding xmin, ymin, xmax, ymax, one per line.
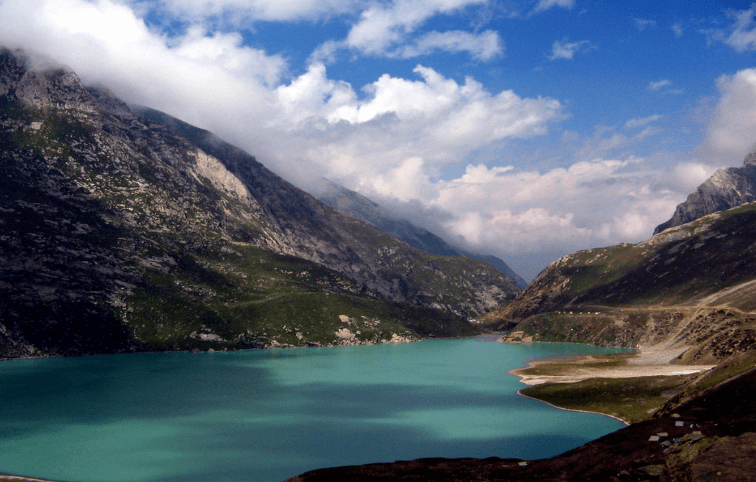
<box><xmin>654</xmin><ymin>150</ymin><xmax>756</xmax><ymax>234</ymax></box>
<box><xmin>0</xmin><ymin>48</ymin><xmax>517</xmax><ymax>358</ymax></box>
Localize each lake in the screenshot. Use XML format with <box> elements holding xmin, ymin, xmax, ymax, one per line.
<box><xmin>0</xmin><ymin>338</ymin><xmax>628</xmax><ymax>482</ymax></box>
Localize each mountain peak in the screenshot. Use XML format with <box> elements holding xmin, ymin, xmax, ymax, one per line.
<box><xmin>653</xmin><ymin>148</ymin><xmax>756</xmax><ymax>234</ymax></box>
<box><xmin>0</xmin><ymin>47</ymin><xmax>97</xmax><ymax>111</ymax></box>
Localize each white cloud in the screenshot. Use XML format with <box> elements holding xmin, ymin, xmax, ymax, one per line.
<box><xmin>0</xmin><ymin>0</ymin><xmax>284</xmax><ymax>135</ymax></box>
<box><xmin>672</xmin><ymin>22</ymin><xmax>684</xmax><ymax>38</ymax></box>
<box><xmin>624</xmin><ymin>114</ymin><xmax>662</xmax><ymax>129</ymax></box>
<box><xmin>699</xmin><ymin>6</ymin><xmax>756</xmax><ymax>53</ymax></box>
<box><xmin>171</xmin><ymin>26</ymin><xmax>286</xmax><ymax>86</ymax></box>
<box><xmin>272</xmin><ymin>64</ymin><xmax>564</xmax><ymax>190</ymax></box>
<box><xmin>724</xmin><ymin>6</ymin><xmax>756</xmax><ymax>52</ymax></box>
<box><xmin>648</xmin><ymin>79</ymin><xmax>672</xmax><ymax>91</ymax></box>
<box><xmin>532</xmin><ymin>0</ymin><xmax>575</xmax><ymax>15</ymax></box>
<box><xmin>547</xmin><ymin>38</ymin><xmax>595</xmax><ymax>60</ymax></box>
<box><xmin>634</xmin><ymin>18</ymin><xmax>656</xmax><ymax>31</ymax></box>
<box><xmin>344</xmin><ymin>0</ymin><xmax>486</xmax><ymax>57</ymax></box>
<box><xmin>394</xmin><ymin>30</ymin><xmax>503</xmax><ymax>61</ymax></box>
<box><xmin>304</xmin><ymin>0</ymin><xmax>500</xmax><ymax>63</ymax></box>
<box><xmin>434</xmin><ymin>158</ymin><xmax>684</xmax><ymax>256</ymax></box>
<box><xmin>698</xmin><ymin>68</ymin><xmax>756</xmax><ymax>165</ymax></box>
<box><xmin>131</xmin><ymin>0</ymin><xmax>359</xmax><ymax>23</ymax></box>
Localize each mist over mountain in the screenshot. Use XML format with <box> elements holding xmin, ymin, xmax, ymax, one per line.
<box><xmin>311</xmin><ymin>178</ymin><xmax>528</xmax><ymax>288</ymax></box>
<box><xmin>0</xmin><ymin>47</ymin><xmax>520</xmax><ymax>358</ymax></box>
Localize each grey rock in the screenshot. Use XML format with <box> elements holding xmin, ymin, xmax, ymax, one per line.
<box><xmin>655</xmin><ymin>149</ymin><xmax>756</xmax><ymax>234</ymax></box>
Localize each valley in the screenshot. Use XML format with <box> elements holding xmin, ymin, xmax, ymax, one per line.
<box><xmin>2</xmin><ymin>46</ymin><xmax>756</xmax><ymax>482</ymax></box>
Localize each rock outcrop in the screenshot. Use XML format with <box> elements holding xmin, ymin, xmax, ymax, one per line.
<box><xmin>654</xmin><ymin>149</ymin><xmax>756</xmax><ymax>234</ymax></box>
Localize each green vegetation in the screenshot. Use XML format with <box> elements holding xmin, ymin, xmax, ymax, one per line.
<box><xmin>514</xmin><ymin>353</ymin><xmax>632</xmax><ymax>376</ymax></box>
<box><xmin>657</xmin><ymin>350</ymin><xmax>756</xmax><ymax>415</ymax></box>
<box><xmin>562</xmin><ymin>243</ymin><xmax>642</xmax><ymax>297</ymax></box>
<box><xmin>512</xmin><ymin>310</ymin><xmax>637</xmax><ymax>347</ymax></box>
<box><xmin>521</xmin><ymin>374</ymin><xmax>696</xmax><ymax>424</ymax></box>
<box><xmin>125</xmin><ymin>240</ymin><xmax>477</xmax><ymax>351</ymax></box>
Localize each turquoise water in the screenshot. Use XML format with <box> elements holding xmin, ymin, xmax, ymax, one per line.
<box><xmin>0</xmin><ymin>339</ymin><xmax>628</xmax><ymax>482</ymax></box>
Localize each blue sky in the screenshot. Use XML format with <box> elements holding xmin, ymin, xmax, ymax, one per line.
<box><xmin>1</xmin><ymin>0</ymin><xmax>756</xmax><ymax>280</ymax></box>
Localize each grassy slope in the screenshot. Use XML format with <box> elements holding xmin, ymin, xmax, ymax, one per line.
<box><xmin>123</xmin><ymin>239</ymin><xmax>480</xmax><ymax>350</ymax></box>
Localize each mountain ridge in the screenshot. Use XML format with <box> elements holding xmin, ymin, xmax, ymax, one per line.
<box><xmin>0</xmin><ymin>47</ymin><xmax>518</xmax><ymax>358</ymax></box>
<box><xmin>312</xmin><ymin>178</ymin><xmax>528</xmax><ymax>288</ymax></box>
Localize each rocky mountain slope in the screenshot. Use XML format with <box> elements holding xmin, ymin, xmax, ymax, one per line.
<box><xmin>654</xmin><ymin>149</ymin><xmax>756</xmax><ymax>234</ymax></box>
<box><xmin>312</xmin><ymin>178</ymin><xmax>528</xmax><ymax>288</ymax></box>
<box><xmin>485</xmin><ymin>202</ymin><xmax>756</xmax><ymax>363</ymax></box>
<box><xmin>0</xmin><ymin>48</ymin><xmax>519</xmax><ymax>358</ymax></box>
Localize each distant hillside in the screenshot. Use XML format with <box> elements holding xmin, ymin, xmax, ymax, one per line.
<box><xmin>313</xmin><ymin>178</ymin><xmax>528</xmax><ymax>288</ymax></box>
<box><xmin>0</xmin><ymin>47</ymin><xmax>519</xmax><ymax>358</ymax></box>
<box><xmin>485</xmin><ymin>202</ymin><xmax>756</xmax><ymax>363</ymax></box>
<box><xmin>654</xmin><ymin>149</ymin><xmax>756</xmax><ymax>234</ymax></box>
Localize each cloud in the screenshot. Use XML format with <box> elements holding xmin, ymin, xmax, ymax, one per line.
<box><xmin>304</xmin><ymin>0</ymin><xmax>500</xmax><ymax>63</ymax></box>
<box><xmin>700</xmin><ymin>6</ymin><xmax>756</xmax><ymax>53</ymax></box>
<box><xmin>133</xmin><ymin>0</ymin><xmax>360</xmax><ymax>23</ymax></box>
<box><xmin>547</xmin><ymin>38</ymin><xmax>595</xmax><ymax>60</ymax></box>
<box><xmin>171</xmin><ymin>26</ymin><xmax>286</xmax><ymax>86</ymax></box>
<box><xmin>434</xmin><ymin>158</ymin><xmax>686</xmax><ymax>256</ymax></box>
<box><xmin>624</xmin><ymin>114</ymin><xmax>662</xmax><ymax>129</ymax></box>
<box><xmin>0</xmin><ymin>0</ymin><xmax>285</xmax><ymax>136</ymax></box>
<box><xmin>648</xmin><ymin>79</ymin><xmax>672</xmax><ymax>91</ymax></box>
<box><xmin>344</xmin><ymin>0</ymin><xmax>486</xmax><ymax>57</ymax></box>
<box><xmin>0</xmin><ymin>0</ymin><xmax>563</xmax><ymax>186</ymax></box>
<box><xmin>272</xmin><ymin>63</ymin><xmax>565</xmax><ymax>191</ymax></box>
<box><xmin>724</xmin><ymin>6</ymin><xmax>756</xmax><ymax>52</ymax></box>
<box><xmin>672</xmin><ymin>22</ymin><xmax>684</xmax><ymax>38</ymax></box>
<box><xmin>697</xmin><ymin>68</ymin><xmax>756</xmax><ymax>165</ymax></box>
<box><xmin>393</xmin><ymin>30</ymin><xmax>503</xmax><ymax>61</ymax></box>
<box><xmin>532</xmin><ymin>0</ymin><xmax>575</xmax><ymax>15</ymax></box>
<box><xmin>634</xmin><ymin>18</ymin><xmax>656</xmax><ymax>31</ymax></box>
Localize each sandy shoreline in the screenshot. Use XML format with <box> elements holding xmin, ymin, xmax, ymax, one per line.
<box><xmin>509</xmin><ymin>346</ymin><xmax>716</xmax><ymax>386</ymax></box>
<box><xmin>507</xmin><ymin>345</ymin><xmax>718</xmax><ymax>426</ymax></box>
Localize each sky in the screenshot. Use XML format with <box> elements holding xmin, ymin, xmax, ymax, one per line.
<box><xmin>1</xmin><ymin>0</ymin><xmax>756</xmax><ymax>281</ymax></box>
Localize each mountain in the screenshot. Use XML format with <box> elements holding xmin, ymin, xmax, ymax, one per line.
<box><xmin>654</xmin><ymin>149</ymin><xmax>756</xmax><ymax>234</ymax></box>
<box><xmin>484</xmin><ymin>201</ymin><xmax>756</xmax><ymax>363</ymax></box>
<box><xmin>0</xmin><ymin>47</ymin><xmax>520</xmax><ymax>358</ymax></box>
<box><xmin>313</xmin><ymin>178</ymin><xmax>528</xmax><ymax>288</ymax></box>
